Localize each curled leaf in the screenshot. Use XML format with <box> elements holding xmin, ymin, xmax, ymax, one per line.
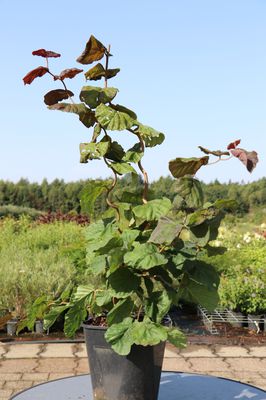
<box><xmin>32</xmin><ymin>49</ymin><xmax>61</xmax><ymax>58</ymax></box>
<box><xmin>85</xmin><ymin>63</ymin><xmax>120</xmax><ymax>81</ymax></box>
<box><xmin>230</xmin><ymin>148</ymin><xmax>258</xmax><ymax>172</ymax></box>
<box><xmin>23</xmin><ymin>66</ymin><xmax>49</xmax><ymax>85</ymax></box>
<box><xmin>76</xmin><ymin>35</ymin><xmax>106</xmax><ymax>65</ymax></box>
<box><xmin>198</xmin><ymin>146</ymin><xmax>230</xmax><ymax>157</ymax></box>
<box><xmin>44</xmin><ymin>89</ymin><xmax>74</xmax><ymax>106</ymax></box>
<box><xmin>227</xmin><ymin>139</ymin><xmax>241</xmax><ymax>150</ymax></box>
<box><xmin>169</xmin><ymin>157</ymin><xmax>209</xmax><ymax>179</ymax></box>
<box><xmin>54</xmin><ymin>68</ymin><xmax>83</xmax><ymax>81</ymax></box>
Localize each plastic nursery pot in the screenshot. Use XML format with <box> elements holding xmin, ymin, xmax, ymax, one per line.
<box><xmin>35</xmin><ymin>320</ymin><xmax>44</xmax><ymax>334</ymax></box>
<box><xmin>6</xmin><ymin>319</ymin><xmax>18</xmax><ymax>336</ymax></box>
<box><xmin>83</xmin><ymin>324</ymin><xmax>165</xmax><ymax>400</ymax></box>
<box><xmin>226</xmin><ymin>310</ymin><xmax>244</xmax><ymax>328</ymax></box>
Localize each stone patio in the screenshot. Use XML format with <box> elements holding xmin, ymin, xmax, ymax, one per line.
<box><xmin>0</xmin><ymin>342</ymin><xmax>265</xmax><ymax>399</ymax></box>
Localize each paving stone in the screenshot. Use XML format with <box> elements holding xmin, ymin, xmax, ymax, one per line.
<box><xmin>75</xmin><ymin>358</ymin><xmax>90</xmax><ymax>374</ymax></box>
<box><xmin>22</xmin><ymin>372</ymin><xmax>49</xmax><ymax>381</ymax></box>
<box><xmin>0</xmin><ymin>346</ymin><xmax>7</xmax><ymax>359</ymax></box>
<box><xmin>4</xmin><ymin>380</ymin><xmax>33</xmax><ymax>390</ymax></box>
<box><xmin>248</xmin><ymin>345</ymin><xmax>266</xmax><ymax>357</ymax></box>
<box><xmin>0</xmin><ymin>389</ymin><xmax>14</xmax><ymax>399</ymax></box>
<box><xmin>180</xmin><ymin>345</ymin><xmax>215</xmax><ymax>358</ymax></box>
<box><xmin>5</xmin><ymin>344</ymin><xmax>41</xmax><ymax>359</ymax></box>
<box><xmin>74</xmin><ymin>343</ymin><xmax>87</xmax><ymax>358</ymax></box>
<box><xmin>225</xmin><ymin>357</ymin><xmax>266</xmax><ymax>372</ymax></box>
<box><xmin>41</xmin><ymin>343</ymin><xmax>75</xmax><ymax>358</ymax></box>
<box><xmin>249</xmin><ymin>379</ymin><xmax>266</xmax><ymax>391</ymax></box>
<box><xmin>214</xmin><ymin>345</ymin><xmax>250</xmax><ymax>357</ymax></box>
<box><xmin>162</xmin><ymin>357</ymin><xmax>191</xmax><ymax>372</ymax></box>
<box><xmin>48</xmin><ymin>373</ymin><xmax>74</xmax><ymax>381</ymax></box>
<box><xmin>164</xmin><ymin>347</ymin><xmax>181</xmax><ymax>358</ymax></box>
<box><xmin>189</xmin><ymin>357</ymin><xmax>228</xmax><ymax>372</ymax></box>
<box><xmin>0</xmin><ymin>373</ymin><xmax>22</xmax><ymax>382</ymax></box>
<box><xmin>0</xmin><ymin>359</ymin><xmax>38</xmax><ymax>373</ymax></box>
<box><xmin>36</xmin><ymin>358</ymin><xmax>76</xmax><ymax>373</ymax></box>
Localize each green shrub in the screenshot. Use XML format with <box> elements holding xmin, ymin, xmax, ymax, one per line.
<box><xmin>0</xmin><ymin>218</ymin><xmax>86</xmax><ymax>317</ymax></box>
<box><xmin>0</xmin><ymin>205</ymin><xmax>42</xmax><ymax>220</ymax></box>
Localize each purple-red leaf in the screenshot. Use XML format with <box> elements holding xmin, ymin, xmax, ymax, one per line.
<box><xmin>32</xmin><ymin>49</ymin><xmax>61</xmax><ymax>58</ymax></box>
<box><xmin>227</xmin><ymin>139</ymin><xmax>241</xmax><ymax>150</ymax></box>
<box><xmin>54</xmin><ymin>68</ymin><xmax>83</xmax><ymax>81</ymax></box>
<box><xmin>230</xmin><ymin>148</ymin><xmax>258</xmax><ymax>173</ymax></box>
<box><xmin>23</xmin><ymin>66</ymin><xmax>49</xmax><ymax>85</ymax></box>
<box><xmin>44</xmin><ymin>89</ymin><xmax>74</xmax><ymax>106</ymax></box>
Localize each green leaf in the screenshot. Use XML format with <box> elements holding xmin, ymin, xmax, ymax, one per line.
<box><xmin>86</xmin><ymin>221</ymin><xmax>118</xmax><ymax>262</ymax></box>
<box><xmin>180</xmin><ymin>260</ymin><xmax>220</xmax><ymax>310</ymax></box>
<box><xmin>79</xmin><ymin>181</ymin><xmax>108</xmax><ymax>216</ymax></box>
<box><xmin>133</xmin><ymin>198</ymin><xmax>171</xmax><ymax>225</ymax></box>
<box><xmin>149</xmin><ymin>217</ymin><xmax>182</xmax><ymax>245</ymax></box>
<box><xmin>174</xmin><ymin>177</ymin><xmax>204</xmax><ymax>208</ymax></box>
<box><xmin>87</xmin><ymin>255</ymin><xmax>106</xmax><ymax>275</ymax></box>
<box><xmin>80</xmin><ymin>86</ymin><xmax>118</xmax><ymax>109</ymax></box>
<box><xmin>64</xmin><ymin>298</ymin><xmax>88</xmax><ymax>337</ymax></box>
<box><xmin>213</xmin><ymin>199</ymin><xmax>238</xmax><ymax>210</ymax></box>
<box><xmin>136</xmin><ymin>123</ymin><xmax>165</xmax><ymax>147</ymax></box>
<box><xmin>146</xmin><ymin>291</ymin><xmax>172</xmax><ymax>323</ymax></box>
<box><xmin>166</xmin><ymin>327</ymin><xmax>187</xmax><ymax>348</ymax></box>
<box><xmin>105</xmin><ymin>318</ymin><xmax>133</xmax><ymax>355</ymax></box>
<box><xmin>122</xmin><ymin>143</ymin><xmax>143</xmax><ymax>163</ymax></box>
<box><xmin>95</xmin><ymin>104</ymin><xmax>135</xmax><ymax>130</ymax></box>
<box><xmin>84</xmin><ymin>63</ymin><xmax>105</xmax><ymax>80</ymax></box>
<box><xmin>107</xmin><ymin>248</ymin><xmax>126</xmax><ymax>272</ymax></box>
<box><xmin>169</xmin><ymin>157</ymin><xmax>209</xmax><ymax>178</ymax></box>
<box><xmin>76</xmin><ymin>35</ymin><xmax>106</xmax><ymax>65</ymax></box>
<box><xmin>107</xmin><ymin>297</ymin><xmax>134</xmax><ymax>325</ymax></box>
<box><xmin>79</xmin><ymin>141</ymin><xmax>109</xmax><ymax>163</ymax></box>
<box><xmin>48</xmin><ymin>103</ymin><xmax>96</xmax><ymax>128</ymax></box>
<box><xmin>92</xmin><ymin>123</ymin><xmax>102</xmax><ymax>141</ymax></box>
<box><xmin>95</xmin><ymin>290</ymin><xmax>113</xmax><ymax>307</ymax></box>
<box><xmin>43</xmin><ymin>305</ymin><xmax>69</xmax><ymax>330</ymax></box>
<box><xmin>105</xmin><ymin>141</ymin><xmax>125</xmax><ymax>162</ymax></box>
<box><xmin>188</xmin><ymin>208</ymin><xmax>219</xmax><ymax>227</ymax></box>
<box><xmin>108</xmin><ymin>267</ymin><xmax>141</xmax><ymax>297</ymax></box>
<box><xmin>121</xmin><ymin>229</ymin><xmax>140</xmax><ymax>249</ymax></box>
<box><xmin>72</xmin><ymin>285</ymin><xmax>94</xmax><ymax>301</ymax></box>
<box><xmin>130</xmin><ymin>320</ymin><xmax>167</xmax><ymax>346</ymax></box>
<box><xmin>124</xmin><ymin>242</ymin><xmax>168</xmax><ymax>270</ymax></box>
<box><xmin>110</xmin><ymin>162</ymin><xmax>136</xmax><ymax>175</ymax></box>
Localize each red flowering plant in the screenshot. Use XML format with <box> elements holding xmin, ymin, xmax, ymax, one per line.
<box><xmin>23</xmin><ymin>36</ymin><xmax>258</xmax><ymax>354</ymax></box>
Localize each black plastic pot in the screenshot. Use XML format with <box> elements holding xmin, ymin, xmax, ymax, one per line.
<box><xmin>83</xmin><ymin>324</ymin><xmax>165</xmax><ymax>400</ymax></box>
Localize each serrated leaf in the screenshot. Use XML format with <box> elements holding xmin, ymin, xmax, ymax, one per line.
<box><xmin>124</xmin><ymin>242</ymin><xmax>168</xmax><ymax>270</ymax></box>
<box><xmin>80</xmin><ymin>86</ymin><xmax>118</xmax><ymax>109</ymax></box>
<box><xmin>110</xmin><ymin>162</ymin><xmax>136</xmax><ymax>175</ymax></box>
<box><xmin>105</xmin><ymin>318</ymin><xmax>133</xmax><ymax>355</ymax></box>
<box><xmin>136</xmin><ymin>123</ymin><xmax>165</xmax><ymax>147</ymax></box>
<box><xmin>105</xmin><ymin>141</ymin><xmax>125</xmax><ymax>162</ymax></box>
<box><xmin>107</xmin><ymin>297</ymin><xmax>134</xmax><ymax>325</ymax></box>
<box><xmin>44</xmin><ymin>89</ymin><xmax>74</xmax><ymax>106</ymax></box>
<box><xmin>146</xmin><ymin>291</ymin><xmax>172</xmax><ymax>323</ymax></box>
<box><xmin>43</xmin><ymin>305</ymin><xmax>69</xmax><ymax>330</ymax></box>
<box><xmin>95</xmin><ymin>103</ymin><xmax>135</xmax><ymax>130</ymax></box>
<box><xmin>72</xmin><ymin>285</ymin><xmax>94</xmax><ymax>301</ymax></box>
<box><xmin>174</xmin><ymin>176</ymin><xmax>204</xmax><ymax>208</ymax></box>
<box><xmin>77</xmin><ymin>35</ymin><xmax>106</xmax><ymax>65</ymax></box>
<box><xmin>48</xmin><ymin>102</ymin><xmax>96</xmax><ymax>128</ymax></box>
<box><xmin>79</xmin><ymin>180</ymin><xmax>108</xmax><ymax>216</ymax></box>
<box><xmin>87</xmin><ymin>255</ymin><xmax>106</xmax><ymax>275</ymax></box>
<box><xmin>108</xmin><ymin>267</ymin><xmax>141</xmax><ymax>298</ymax></box>
<box><xmin>64</xmin><ymin>298</ymin><xmax>88</xmax><ymax>337</ymax></box>
<box><xmin>122</xmin><ymin>143</ymin><xmax>143</xmax><ymax>163</ymax></box>
<box><xmin>166</xmin><ymin>327</ymin><xmax>187</xmax><ymax>348</ymax></box>
<box><xmin>130</xmin><ymin>320</ymin><xmax>167</xmax><ymax>346</ymax></box>
<box><xmin>149</xmin><ymin>217</ymin><xmax>182</xmax><ymax>245</ymax></box>
<box><xmin>133</xmin><ymin>198</ymin><xmax>171</xmax><ymax>225</ymax></box>
<box><xmin>79</xmin><ymin>141</ymin><xmax>109</xmax><ymax>163</ymax></box>
<box><xmin>95</xmin><ymin>290</ymin><xmax>112</xmax><ymax>307</ymax></box>
<box><xmin>169</xmin><ymin>157</ymin><xmax>209</xmax><ymax>178</ymax></box>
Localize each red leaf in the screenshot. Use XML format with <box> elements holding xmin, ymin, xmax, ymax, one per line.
<box><xmin>227</xmin><ymin>139</ymin><xmax>241</xmax><ymax>150</ymax></box>
<box><xmin>23</xmin><ymin>66</ymin><xmax>49</xmax><ymax>85</ymax></box>
<box><xmin>32</xmin><ymin>49</ymin><xmax>61</xmax><ymax>58</ymax></box>
<box><xmin>231</xmin><ymin>148</ymin><xmax>258</xmax><ymax>173</ymax></box>
<box><xmin>54</xmin><ymin>68</ymin><xmax>83</xmax><ymax>81</ymax></box>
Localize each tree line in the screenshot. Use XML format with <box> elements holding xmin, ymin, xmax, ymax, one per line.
<box><xmin>0</xmin><ymin>176</ymin><xmax>266</xmax><ymax>217</ymax></box>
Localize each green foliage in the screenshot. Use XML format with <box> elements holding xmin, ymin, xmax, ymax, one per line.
<box><xmin>23</xmin><ymin>34</ymin><xmax>258</xmax><ymax>355</ymax></box>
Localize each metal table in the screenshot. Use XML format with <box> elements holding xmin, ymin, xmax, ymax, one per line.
<box><xmin>10</xmin><ymin>372</ymin><xmax>266</xmax><ymax>400</ymax></box>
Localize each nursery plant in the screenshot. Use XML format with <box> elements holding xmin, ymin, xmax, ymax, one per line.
<box><xmin>23</xmin><ymin>36</ymin><xmax>259</xmax><ymax>356</ymax></box>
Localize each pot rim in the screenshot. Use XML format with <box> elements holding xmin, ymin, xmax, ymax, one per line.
<box><xmin>82</xmin><ymin>323</ymin><xmax>107</xmax><ymax>331</ymax></box>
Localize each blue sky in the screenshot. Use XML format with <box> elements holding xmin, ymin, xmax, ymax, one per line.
<box><xmin>0</xmin><ymin>0</ymin><xmax>265</xmax><ymax>183</ymax></box>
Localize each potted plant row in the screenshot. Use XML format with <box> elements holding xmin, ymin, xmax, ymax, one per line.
<box><xmin>23</xmin><ymin>35</ymin><xmax>258</xmax><ymax>400</ymax></box>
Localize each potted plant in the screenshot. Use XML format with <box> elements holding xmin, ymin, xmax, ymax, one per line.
<box><xmin>23</xmin><ymin>35</ymin><xmax>258</xmax><ymax>400</ymax></box>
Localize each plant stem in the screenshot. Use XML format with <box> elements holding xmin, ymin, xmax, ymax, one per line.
<box><xmin>104</xmin><ymin>45</ymin><xmax>111</xmax><ymax>89</ymax></box>
<box><xmin>47</xmin><ymin>71</ymin><xmax>75</xmax><ymax>104</ymax></box>
<box><xmin>103</xmin><ymin>157</ymin><xmax>120</xmax><ymax>221</ymax></box>
<box><xmin>207</xmin><ymin>155</ymin><xmax>233</xmax><ymax>166</ymax></box>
